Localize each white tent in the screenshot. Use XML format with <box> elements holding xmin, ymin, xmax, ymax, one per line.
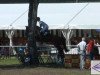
<box><xmin>0</xmin><ymin>3</ymin><xmax>100</xmax><ymax>30</ymax></box>
<box><xmin>0</xmin><ymin>4</ymin><xmax>29</xmax><ymax>30</ymax></box>
<box><xmin>38</xmin><ymin>3</ymin><xmax>100</xmax><ymax>29</ymax></box>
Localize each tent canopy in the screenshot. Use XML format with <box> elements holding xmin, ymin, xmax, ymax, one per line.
<box><xmin>0</xmin><ymin>3</ymin><xmax>100</xmax><ymax>30</ymax></box>
<box><xmin>0</xmin><ymin>0</ymin><xmax>99</xmax><ymax>4</ymax></box>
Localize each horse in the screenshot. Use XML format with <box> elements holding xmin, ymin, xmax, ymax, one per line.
<box><xmin>35</xmin><ymin>26</ymin><xmax>69</xmax><ymax>64</ymax></box>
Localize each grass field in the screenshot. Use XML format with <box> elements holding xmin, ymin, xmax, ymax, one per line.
<box><xmin>0</xmin><ymin>57</ymin><xmax>91</xmax><ymax>75</ymax></box>
<box><xmin>0</xmin><ymin>57</ymin><xmax>20</xmax><ymax>66</ymax></box>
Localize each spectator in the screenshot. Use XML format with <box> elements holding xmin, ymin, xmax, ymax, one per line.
<box><xmin>92</xmin><ymin>39</ymin><xmax>99</xmax><ymax>59</ymax></box>
<box><xmin>86</xmin><ymin>38</ymin><xmax>94</xmax><ymax>60</ymax></box>
<box><xmin>77</xmin><ymin>37</ymin><xmax>86</xmax><ymax>70</ymax></box>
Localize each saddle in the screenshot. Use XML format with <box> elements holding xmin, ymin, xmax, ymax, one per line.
<box><xmin>40</xmin><ymin>30</ymin><xmax>49</xmax><ymax>36</ymax></box>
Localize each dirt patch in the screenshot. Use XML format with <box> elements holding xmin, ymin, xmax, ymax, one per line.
<box><xmin>0</xmin><ymin>67</ymin><xmax>90</xmax><ymax>75</ymax></box>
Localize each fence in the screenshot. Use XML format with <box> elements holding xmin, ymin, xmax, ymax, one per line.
<box><xmin>0</xmin><ymin>45</ymin><xmax>100</xmax><ymax>68</ymax></box>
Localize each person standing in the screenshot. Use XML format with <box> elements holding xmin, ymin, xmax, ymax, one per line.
<box><xmin>86</xmin><ymin>38</ymin><xmax>94</xmax><ymax>60</ymax></box>
<box><xmin>37</xmin><ymin>17</ymin><xmax>49</xmax><ymax>36</ymax></box>
<box><xmin>77</xmin><ymin>37</ymin><xmax>86</xmax><ymax>70</ymax></box>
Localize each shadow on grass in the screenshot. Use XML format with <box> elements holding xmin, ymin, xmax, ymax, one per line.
<box><xmin>0</xmin><ymin>63</ymin><xmax>68</xmax><ymax>70</ymax></box>
<box><xmin>0</xmin><ymin>64</ymin><xmax>23</xmax><ymax>69</ymax></box>
<box><xmin>0</xmin><ymin>56</ymin><xmax>79</xmax><ymax>70</ymax></box>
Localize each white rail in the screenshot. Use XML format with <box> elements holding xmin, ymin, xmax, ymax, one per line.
<box><xmin>0</xmin><ymin>45</ymin><xmax>100</xmax><ymax>54</ymax></box>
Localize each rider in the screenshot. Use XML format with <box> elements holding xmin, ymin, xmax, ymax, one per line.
<box><xmin>37</xmin><ymin>17</ymin><xmax>49</xmax><ymax>36</ymax></box>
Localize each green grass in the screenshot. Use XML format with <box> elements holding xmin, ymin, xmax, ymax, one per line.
<box><xmin>0</xmin><ymin>56</ymin><xmax>20</xmax><ymax>66</ymax></box>
<box><xmin>0</xmin><ymin>57</ymin><xmax>90</xmax><ymax>75</ymax></box>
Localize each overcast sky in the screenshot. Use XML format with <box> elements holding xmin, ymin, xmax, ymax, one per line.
<box><xmin>0</xmin><ymin>3</ymin><xmax>100</xmax><ymax>29</ymax></box>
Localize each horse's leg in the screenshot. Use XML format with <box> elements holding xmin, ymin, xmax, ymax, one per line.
<box><xmin>54</xmin><ymin>45</ymin><xmax>65</xmax><ymax>65</ymax></box>
<box><xmin>58</xmin><ymin>48</ymin><xmax>65</xmax><ymax>65</ymax></box>
<box><xmin>62</xmin><ymin>38</ymin><xmax>69</xmax><ymax>52</ymax></box>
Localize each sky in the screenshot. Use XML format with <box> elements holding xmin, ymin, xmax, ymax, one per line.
<box><xmin>0</xmin><ymin>3</ymin><xmax>100</xmax><ymax>29</ymax></box>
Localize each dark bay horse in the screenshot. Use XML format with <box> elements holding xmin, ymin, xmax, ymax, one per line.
<box><xmin>35</xmin><ymin>26</ymin><xmax>69</xmax><ymax>64</ymax></box>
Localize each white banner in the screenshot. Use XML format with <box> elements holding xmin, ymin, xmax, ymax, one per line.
<box><xmin>91</xmin><ymin>60</ymin><xmax>100</xmax><ymax>74</ymax></box>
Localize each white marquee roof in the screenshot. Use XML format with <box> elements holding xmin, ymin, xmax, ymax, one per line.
<box><xmin>0</xmin><ymin>3</ymin><xmax>100</xmax><ymax>30</ymax></box>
